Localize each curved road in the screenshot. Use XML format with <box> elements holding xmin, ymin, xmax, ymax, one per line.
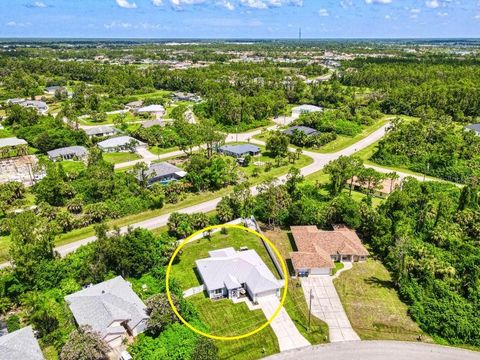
<box><xmin>263</xmin><ymin>341</ymin><xmax>480</xmax><ymax>360</ymax></box>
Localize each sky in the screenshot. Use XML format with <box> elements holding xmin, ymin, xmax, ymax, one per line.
<box><xmin>1</xmin><ymin>0</ymin><xmax>480</xmax><ymax>39</ymax></box>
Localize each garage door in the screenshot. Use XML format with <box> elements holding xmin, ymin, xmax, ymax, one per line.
<box><xmin>310</xmin><ymin>267</ymin><xmax>330</xmax><ymax>275</ymax></box>
<box><xmin>256</xmin><ymin>289</ymin><xmax>278</xmax><ymax>299</ymax></box>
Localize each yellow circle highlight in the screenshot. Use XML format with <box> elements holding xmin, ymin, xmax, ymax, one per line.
<box><xmin>166</xmin><ymin>223</ymin><xmax>289</xmax><ymax>341</ymax></box>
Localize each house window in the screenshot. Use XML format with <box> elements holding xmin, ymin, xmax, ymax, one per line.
<box><xmin>213</xmin><ymin>288</ymin><xmax>223</xmax><ymax>295</ymax></box>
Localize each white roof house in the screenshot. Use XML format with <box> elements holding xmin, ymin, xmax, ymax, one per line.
<box><xmin>291</xmin><ymin>104</ymin><xmax>323</xmax><ymax>119</ymax></box>
<box><xmin>0</xmin><ymin>137</ymin><xmax>28</xmax><ymax>148</ymax></box>
<box><xmin>138</xmin><ymin>162</ymin><xmax>187</xmax><ymax>186</ymax></box>
<box><xmin>19</xmin><ymin>100</ymin><xmax>48</xmax><ymax>115</ymax></box>
<box><xmin>135</xmin><ymin>104</ymin><xmax>165</xmax><ymax>115</ymax></box>
<box><xmin>196</xmin><ymin>247</ymin><xmax>282</xmax><ymax>303</ymax></box>
<box><xmin>97</xmin><ymin>136</ymin><xmax>145</xmax><ymax>152</ymax></box>
<box><xmin>65</xmin><ymin>276</ymin><xmax>149</xmax><ymax>348</ymax></box>
<box><xmin>0</xmin><ymin>326</ymin><xmax>44</xmax><ymax>360</ymax></box>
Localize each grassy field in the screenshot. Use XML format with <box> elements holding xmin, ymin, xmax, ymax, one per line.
<box><xmin>60</xmin><ymin>160</ymin><xmax>86</xmax><ymax>174</ymax></box>
<box><xmin>189</xmin><ymin>293</ymin><xmax>280</xmax><ymax>360</ymax></box>
<box><xmin>263</xmin><ymin>229</ymin><xmax>329</xmax><ymax>344</ymax></box>
<box><xmin>103</xmin><ymin>152</ymin><xmax>141</xmax><ymax>164</ymax></box>
<box><xmin>148</xmin><ymin>145</ymin><xmax>179</xmax><ymax>155</ymax></box>
<box><xmin>170</xmin><ymin>228</ymin><xmax>279</xmax><ymax>290</ymax></box>
<box><xmin>334</xmin><ymin>259</ymin><xmax>431</xmax><ymax>342</ymax></box>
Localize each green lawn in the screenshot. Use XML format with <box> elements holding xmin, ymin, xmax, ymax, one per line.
<box><xmin>332</xmin><ymin>262</ymin><xmax>345</xmax><ymax>275</ymax></box>
<box><xmin>60</xmin><ymin>161</ymin><xmax>86</xmax><ymax>174</ymax></box>
<box><xmin>171</xmin><ymin>228</ymin><xmax>279</xmax><ymax>290</ymax></box>
<box><xmin>103</xmin><ymin>152</ymin><xmax>141</xmax><ymax>164</ymax></box>
<box><xmin>188</xmin><ymin>293</ymin><xmax>280</xmax><ymax>360</ymax></box>
<box><xmin>148</xmin><ymin>145</ymin><xmax>179</xmax><ymax>155</ymax></box>
<box><xmin>0</xmin><ymin>236</ymin><xmax>10</xmax><ymax>262</ymax></box>
<box><xmin>334</xmin><ymin>259</ymin><xmax>431</xmax><ymax>342</ymax></box>
<box><xmin>263</xmin><ymin>229</ymin><xmax>329</xmax><ymax>345</ymax></box>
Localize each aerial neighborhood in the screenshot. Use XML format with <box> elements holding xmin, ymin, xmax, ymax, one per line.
<box><xmin>0</xmin><ymin>4</ymin><xmax>479</xmax><ymax>360</ymax></box>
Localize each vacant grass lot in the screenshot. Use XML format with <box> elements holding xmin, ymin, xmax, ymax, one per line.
<box><xmin>103</xmin><ymin>152</ymin><xmax>141</xmax><ymax>164</ymax></box>
<box><xmin>263</xmin><ymin>229</ymin><xmax>329</xmax><ymax>345</ymax></box>
<box><xmin>170</xmin><ymin>228</ymin><xmax>278</xmax><ymax>290</ymax></box>
<box><xmin>334</xmin><ymin>259</ymin><xmax>431</xmax><ymax>342</ymax></box>
<box><xmin>189</xmin><ymin>293</ymin><xmax>280</xmax><ymax>360</ymax></box>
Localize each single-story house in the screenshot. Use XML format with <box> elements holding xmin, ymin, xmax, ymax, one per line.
<box><xmin>291</xmin><ymin>104</ymin><xmax>323</xmax><ymax>118</ymax></box>
<box><xmin>0</xmin><ymin>137</ymin><xmax>28</xmax><ymax>149</ymax></box>
<box><xmin>138</xmin><ymin>162</ymin><xmax>187</xmax><ymax>186</ymax></box>
<box><xmin>125</xmin><ymin>100</ymin><xmax>144</xmax><ymax>110</ymax></box>
<box><xmin>19</xmin><ymin>100</ymin><xmax>48</xmax><ymax>115</ymax></box>
<box><xmin>171</xmin><ymin>92</ymin><xmax>203</xmax><ymax>103</ymax></box>
<box><xmin>84</xmin><ymin>126</ymin><xmax>117</xmax><ymax>138</ymax></box>
<box><xmin>217</xmin><ymin>144</ymin><xmax>261</xmax><ymax>158</ymax></box>
<box><xmin>5</xmin><ymin>98</ymin><xmax>25</xmax><ymax>105</ymax></box>
<box><xmin>97</xmin><ymin>136</ymin><xmax>146</xmax><ymax>153</ymax></box>
<box><xmin>465</xmin><ymin>124</ymin><xmax>480</xmax><ymax>136</ymax></box>
<box><xmin>347</xmin><ymin>176</ymin><xmax>401</xmax><ymax>198</ymax></box>
<box><xmin>65</xmin><ymin>276</ymin><xmax>149</xmax><ymax>349</ymax></box>
<box><xmin>290</xmin><ymin>225</ymin><xmax>369</xmax><ymax>276</ymax></box>
<box><xmin>44</xmin><ymin>86</ymin><xmax>67</xmax><ymax>96</ymax></box>
<box><xmin>135</xmin><ymin>104</ymin><xmax>165</xmax><ymax>119</ymax></box>
<box><xmin>0</xmin><ymin>326</ymin><xmax>44</xmax><ymax>360</ymax></box>
<box><xmin>283</xmin><ymin>125</ymin><xmax>318</xmax><ymax>137</ymax></box>
<box><xmin>47</xmin><ymin>146</ymin><xmax>88</xmax><ymax>162</ymax></box>
<box><xmin>196</xmin><ymin>247</ymin><xmax>283</xmax><ymax>303</ymax></box>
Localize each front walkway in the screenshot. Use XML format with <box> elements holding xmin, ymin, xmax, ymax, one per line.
<box><xmin>258</xmin><ymin>295</ymin><xmax>311</xmax><ymax>352</ymax></box>
<box><xmin>300</xmin><ymin>276</ymin><xmax>360</xmax><ymax>342</ymax></box>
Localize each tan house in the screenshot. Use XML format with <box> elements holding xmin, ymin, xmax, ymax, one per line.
<box><xmin>290</xmin><ymin>225</ymin><xmax>369</xmax><ymax>276</ymax></box>
<box><xmin>347</xmin><ymin>176</ymin><xmax>401</xmax><ymax>198</ymax></box>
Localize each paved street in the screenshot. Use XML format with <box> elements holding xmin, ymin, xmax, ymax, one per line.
<box><xmin>258</xmin><ymin>295</ymin><xmax>310</xmax><ymax>352</ymax></box>
<box><xmin>0</xmin><ymin>123</ymin><xmax>390</xmax><ymax>268</ymax></box>
<box><xmin>300</xmin><ymin>276</ymin><xmax>360</xmax><ymax>342</ymax></box>
<box><xmin>264</xmin><ymin>341</ymin><xmax>480</xmax><ymax>360</ymax></box>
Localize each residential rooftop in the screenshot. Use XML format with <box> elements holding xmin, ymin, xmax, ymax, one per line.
<box><xmin>283</xmin><ymin>125</ymin><xmax>318</xmax><ymax>136</ymax></box>
<box><xmin>97</xmin><ymin>136</ymin><xmax>144</xmax><ymax>149</ymax></box>
<box><xmin>0</xmin><ymin>137</ymin><xmax>28</xmax><ymax>148</ymax></box>
<box><xmin>47</xmin><ymin>145</ymin><xmax>88</xmax><ymax>159</ymax></box>
<box><xmin>196</xmin><ymin>247</ymin><xmax>282</xmax><ymax>294</ymax></box>
<box><xmin>0</xmin><ymin>326</ymin><xmax>44</xmax><ymax>360</ymax></box>
<box><xmin>218</xmin><ymin>144</ymin><xmax>260</xmax><ymax>156</ymax></box>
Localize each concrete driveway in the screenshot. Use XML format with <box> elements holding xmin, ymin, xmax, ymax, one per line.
<box><xmin>258</xmin><ymin>296</ymin><xmax>310</xmax><ymax>352</ymax></box>
<box><xmin>264</xmin><ymin>341</ymin><xmax>480</xmax><ymax>360</ymax></box>
<box><xmin>300</xmin><ymin>276</ymin><xmax>360</xmax><ymax>342</ymax></box>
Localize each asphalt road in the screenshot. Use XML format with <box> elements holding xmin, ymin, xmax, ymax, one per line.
<box><xmin>263</xmin><ymin>341</ymin><xmax>480</xmax><ymax>360</ymax></box>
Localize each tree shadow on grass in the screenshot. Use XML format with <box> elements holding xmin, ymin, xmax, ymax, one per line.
<box><xmin>364</xmin><ymin>276</ymin><xmax>395</xmax><ymax>290</ymax></box>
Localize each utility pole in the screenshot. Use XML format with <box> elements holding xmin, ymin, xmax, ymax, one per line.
<box><xmin>308</xmin><ymin>288</ymin><xmax>313</xmax><ymax>331</ymax></box>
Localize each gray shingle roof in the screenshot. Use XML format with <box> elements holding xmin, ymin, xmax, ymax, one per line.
<box><xmin>292</xmin><ymin>104</ymin><xmax>323</xmax><ymax>115</ymax></box>
<box><xmin>465</xmin><ymin>124</ymin><xmax>480</xmax><ymax>133</ymax></box>
<box><xmin>196</xmin><ymin>247</ymin><xmax>282</xmax><ymax>294</ymax></box>
<box><xmin>47</xmin><ymin>146</ymin><xmax>87</xmax><ymax>159</ymax></box>
<box><xmin>218</xmin><ymin>144</ymin><xmax>260</xmax><ymax>156</ymax></box>
<box><xmin>84</xmin><ymin>126</ymin><xmax>117</xmax><ymax>136</ymax></box>
<box><xmin>283</xmin><ymin>126</ymin><xmax>318</xmax><ymax>136</ymax></box>
<box><xmin>0</xmin><ymin>137</ymin><xmax>28</xmax><ymax>148</ymax></box>
<box><xmin>0</xmin><ymin>326</ymin><xmax>44</xmax><ymax>360</ymax></box>
<box><xmin>65</xmin><ymin>276</ymin><xmax>148</xmax><ymax>339</ymax></box>
<box><xmin>97</xmin><ymin>136</ymin><xmax>144</xmax><ymax>150</ymax></box>
<box><xmin>143</xmin><ymin>162</ymin><xmax>186</xmax><ymax>179</ymax></box>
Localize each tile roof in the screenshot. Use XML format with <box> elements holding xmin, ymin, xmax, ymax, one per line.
<box><xmin>196</xmin><ymin>247</ymin><xmax>282</xmax><ymax>294</ymax></box>
<box><xmin>0</xmin><ymin>326</ymin><xmax>44</xmax><ymax>360</ymax></box>
<box><xmin>290</xmin><ymin>225</ymin><xmax>369</xmax><ymax>271</ymax></box>
<box><xmin>65</xmin><ymin>276</ymin><xmax>148</xmax><ymax>339</ymax></box>
<box><xmin>283</xmin><ymin>126</ymin><xmax>318</xmax><ymax>136</ymax></box>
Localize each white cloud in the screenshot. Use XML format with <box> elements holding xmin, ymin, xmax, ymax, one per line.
<box><xmin>318</xmin><ymin>8</ymin><xmax>329</xmax><ymax>16</ymax></box>
<box><xmin>33</xmin><ymin>1</ymin><xmax>47</xmax><ymax>7</ymax></box>
<box><xmin>217</xmin><ymin>0</ymin><xmax>235</xmax><ymax>10</ymax></box>
<box><xmin>437</xmin><ymin>11</ymin><xmax>448</xmax><ymax>16</ymax></box>
<box><xmin>384</xmin><ymin>14</ymin><xmax>391</xmax><ymax>19</ymax></box>
<box><xmin>115</xmin><ymin>0</ymin><xmax>137</xmax><ymax>9</ymax></box>
<box><xmin>151</xmin><ymin>0</ymin><xmax>163</xmax><ymax>5</ymax></box>
<box><xmin>365</xmin><ymin>0</ymin><xmax>392</xmax><ymax>4</ymax></box>
<box><xmin>239</xmin><ymin>0</ymin><xmax>302</xmax><ymax>9</ymax></box>
<box><xmin>6</xmin><ymin>21</ymin><xmax>32</xmax><ymax>27</ymax></box>
<box><xmin>425</xmin><ymin>0</ymin><xmax>439</xmax><ymax>8</ymax></box>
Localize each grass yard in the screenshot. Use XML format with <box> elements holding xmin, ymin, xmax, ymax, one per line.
<box><xmin>103</xmin><ymin>152</ymin><xmax>141</xmax><ymax>164</ymax></box>
<box><xmin>262</xmin><ymin>229</ymin><xmax>329</xmax><ymax>345</ymax></box>
<box><xmin>188</xmin><ymin>293</ymin><xmax>280</xmax><ymax>360</ymax></box>
<box><xmin>148</xmin><ymin>145</ymin><xmax>179</xmax><ymax>155</ymax></box>
<box><xmin>171</xmin><ymin>228</ymin><xmax>279</xmax><ymax>290</ymax></box>
<box><xmin>0</xmin><ymin>236</ymin><xmax>10</xmax><ymax>262</ymax></box>
<box><xmin>60</xmin><ymin>160</ymin><xmax>86</xmax><ymax>174</ymax></box>
<box><xmin>334</xmin><ymin>259</ymin><xmax>431</xmax><ymax>342</ymax></box>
